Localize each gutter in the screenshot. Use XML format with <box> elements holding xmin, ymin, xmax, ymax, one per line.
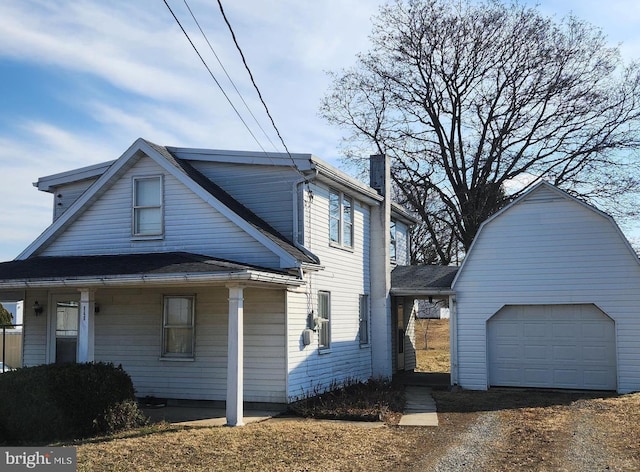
<box><xmin>0</xmin><ymin>270</ymin><xmax>305</xmax><ymax>290</ymax></box>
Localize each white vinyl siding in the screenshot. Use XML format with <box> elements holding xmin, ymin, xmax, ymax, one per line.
<box><xmin>37</xmin><ymin>157</ymin><xmax>281</xmax><ymax>269</ymax></box>
<box><xmin>454</xmin><ymin>184</ymin><xmax>640</xmax><ymax>394</ymax></box>
<box><xmin>52</xmin><ymin>179</ymin><xmax>99</xmax><ymax>221</ymax></box>
<box><xmin>88</xmin><ymin>286</ymin><xmax>286</xmax><ymax>403</ymax></box>
<box><xmin>287</xmin><ymin>181</ymin><xmax>372</xmax><ymax>400</ymax></box>
<box><xmin>162</xmin><ymin>296</ymin><xmax>194</xmax><ymax>358</ymax></box>
<box><xmin>22</xmin><ymin>292</ymin><xmax>48</xmax><ymax>367</ymax></box>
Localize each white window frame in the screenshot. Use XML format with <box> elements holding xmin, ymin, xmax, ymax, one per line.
<box><xmin>161</xmin><ymin>295</ymin><xmax>195</xmax><ymax>359</ymax></box>
<box><xmin>132</xmin><ymin>175</ymin><xmax>164</xmax><ymax>238</ymax></box>
<box><xmin>329</xmin><ymin>188</ymin><xmax>354</xmax><ymax>248</ymax></box>
<box><xmin>317</xmin><ymin>291</ymin><xmax>331</xmax><ymax>350</ymax></box>
<box><xmin>359</xmin><ymin>294</ymin><xmax>370</xmax><ymax>346</ymax></box>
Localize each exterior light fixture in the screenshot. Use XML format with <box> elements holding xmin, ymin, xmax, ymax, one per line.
<box><xmin>33</xmin><ymin>301</ymin><xmax>44</xmax><ymax>316</ymax></box>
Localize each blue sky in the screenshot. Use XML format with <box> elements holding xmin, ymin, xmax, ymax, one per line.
<box><xmin>0</xmin><ymin>0</ymin><xmax>639</xmax><ymax>262</ymax></box>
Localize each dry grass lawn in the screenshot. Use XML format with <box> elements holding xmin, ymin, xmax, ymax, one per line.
<box><xmin>414</xmin><ymin>318</ymin><xmax>450</xmax><ymax>372</ymax></box>
<box><xmin>71</xmin><ymin>318</ymin><xmax>640</xmax><ymax>470</ymax></box>
<box><xmin>75</xmin><ymin>390</ymin><xmax>640</xmax><ymax>471</ymax></box>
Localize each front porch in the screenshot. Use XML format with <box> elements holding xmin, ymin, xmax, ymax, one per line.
<box><xmin>0</xmin><ymin>252</ymin><xmax>305</xmax><ymax>427</ymax></box>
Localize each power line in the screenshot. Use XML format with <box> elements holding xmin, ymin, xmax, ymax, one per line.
<box><xmin>216</xmin><ymin>0</ymin><xmax>294</xmax><ymax>160</ymax></box>
<box><xmin>162</xmin><ymin>0</ymin><xmax>269</xmax><ymax>155</ymax></box>
<box><xmin>182</xmin><ymin>0</ymin><xmax>280</xmax><ymax>154</ymax></box>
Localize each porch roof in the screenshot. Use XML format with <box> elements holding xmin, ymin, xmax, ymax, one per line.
<box><xmin>0</xmin><ymin>252</ymin><xmax>304</xmax><ymax>289</ymax></box>
<box><xmin>391</xmin><ymin>265</ymin><xmax>458</xmax><ymax>297</ymax></box>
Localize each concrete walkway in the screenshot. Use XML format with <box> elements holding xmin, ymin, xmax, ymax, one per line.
<box><xmin>143</xmin><ymin>406</ymin><xmax>282</xmax><ymax>427</ymax></box>
<box><xmin>399</xmin><ymin>385</ymin><xmax>439</xmax><ymax>426</ymax></box>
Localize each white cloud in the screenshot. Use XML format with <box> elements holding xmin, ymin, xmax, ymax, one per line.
<box><xmin>0</xmin><ymin>0</ymin><xmax>638</xmax><ymax>261</ymax></box>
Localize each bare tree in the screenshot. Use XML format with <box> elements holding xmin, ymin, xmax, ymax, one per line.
<box><xmin>321</xmin><ymin>0</ymin><xmax>640</xmax><ymax>263</ymax></box>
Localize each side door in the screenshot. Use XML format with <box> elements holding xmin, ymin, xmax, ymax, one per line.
<box><xmin>48</xmin><ymin>295</ymin><xmax>80</xmax><ymax>364</ymax></box>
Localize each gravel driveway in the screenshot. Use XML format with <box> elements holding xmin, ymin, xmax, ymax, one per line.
<box><xmin>410</xmin><ymin>389</ymin><xmax>639</xmax><ymax>472</ymax></box>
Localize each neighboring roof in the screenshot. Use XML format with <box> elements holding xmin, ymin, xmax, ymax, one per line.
<box><xmin>391</xmin><ymin>265</ymin><xmax>458</xmax><ymax>296</ymax></box>
<box><xmin>0</xmin><ymin>252</ymin><xmax>303</xmax><ymax>289</ymax></box>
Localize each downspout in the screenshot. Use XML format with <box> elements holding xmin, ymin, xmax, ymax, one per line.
<box><xmin>449</xmin><ymin>295</ymin><xmax>458</xmax><ymax>386</ymax></box>
<box><xmin>292</xmin><ymin>170</ymin><xmax>317</xmax><ymax>256</ymax></box>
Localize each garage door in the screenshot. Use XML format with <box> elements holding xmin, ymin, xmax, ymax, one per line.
<box><xmin>488</xmin><ymin>304</ymin><xmax>616</xmax><ymax>390</ymax></box>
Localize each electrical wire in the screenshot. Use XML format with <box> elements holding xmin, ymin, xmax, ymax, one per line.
<box><xmin>182</xmin><ymin>0</ymin><xmax>281</xmax><ymax>154</ymax></box>
<box><xmin>215</xmin><ymin>0</ymin><xmax>296</xmax><ymax>164</ymax></box>
<box><xmin>162</xmin><ymin>0</ymin><xmax>269</xmax><ymax>155</ymax></box>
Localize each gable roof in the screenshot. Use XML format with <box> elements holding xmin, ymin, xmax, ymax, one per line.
<box><xmin>19</xmin><ymin>138</ymin><xmax>318</xmax><ymax>268</ymax></box>
<box><xmin>0</xmin><ymin>252</ymin><xmax>303</xmax><ymax>289</ymax></box>
<box><xmin>451</xmin><ymin>180</ymin><xmax>640</xmax><ymax>287</ymax></box>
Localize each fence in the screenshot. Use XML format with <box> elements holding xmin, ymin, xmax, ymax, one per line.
<box><xmin>1</xmin><ymin>324</ymin><xmax>23</xmax><ymax>371</ymax></box>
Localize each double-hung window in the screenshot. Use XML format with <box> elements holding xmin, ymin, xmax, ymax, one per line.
<box><xmin>133</xmin><ymin>176</ymin><xmax>163</xmax><ymax>237</ymax></box>
<box><xmin>162</xmin><ymin>296</ymin><xmax>195</xmax><ymax>358</ymax></box>
<box><xmin>317</xmin><ymin>291</ymin><xmax>331</xmax><ymax>350</ymax></box>
<box><xmin>329</xmin><ymin>189</ymin><xmax>353</xmax><ymax>248</ymax></box>
<box><xmin>390</xmin><ymin>220</ymin><xmax>397</xmax><ymax>262</ymax></box>
<box><xmin>359</xmin><ymin>294</ymin><xmax>369</xmax><ymax>346</ymax></box>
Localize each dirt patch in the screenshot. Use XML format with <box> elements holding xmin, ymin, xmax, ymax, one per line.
<box><xmin>414</xmin><ymin>318</ymin><xmax>450</xmax><ymax>373</ymax></box>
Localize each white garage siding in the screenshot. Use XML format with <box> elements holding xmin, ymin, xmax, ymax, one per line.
<box><xmin>487</xmin><ymin>304</ymin><xmax>616</xmax><ymax>390</ymax></box>
<box><xmin>453</xmin><ymin>183</ymin><xmax>640</xmax><ymax>393</ymax></box>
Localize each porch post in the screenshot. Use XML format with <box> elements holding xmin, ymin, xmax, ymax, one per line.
<box><xmin>226</xmin><ymin>284</ymin><xmax>244</xmax><ymax>426</ymax></box>
<box><xmin>77</xmin><ymin>289</ymin><xmax>95</xmax><ymax>363</ymax></box>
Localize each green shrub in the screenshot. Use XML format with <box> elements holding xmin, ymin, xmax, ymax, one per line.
<box><xmin>0</xmin><ymin>362</ymin><xmax>148</xmax><ymax>444</ymax></box>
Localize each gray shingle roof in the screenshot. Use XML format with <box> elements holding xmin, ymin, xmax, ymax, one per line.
<box><xmin>391</xmin><ymin>265</ymin><xmax>458</xmax><ymax>294</ymax></box>
<box><xmin>0</xmin><ymin>252</ymin><xmax>288</xmax><ymax>281</ymax></box>
<box><xmin>144</xmin><ymin>140</ymin><xmax>319</xmax><ymax>265</ymax></box>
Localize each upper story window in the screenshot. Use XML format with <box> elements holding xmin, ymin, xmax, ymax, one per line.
<box><xmin>133</xmin><ymin>176</ymin><xmax>163</xmax><ymax>237</ymax></box>
<box><xmin>390</xmin><ymin>220</ymin><xmax>397</xmax><ymax>262</ymax></box>
<box><xmin>329</xmin><ymin>189</ymin><xmax>353</xmax><ymax>248</ymax></box>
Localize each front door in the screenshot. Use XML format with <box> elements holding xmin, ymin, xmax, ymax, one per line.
<box><xmin>50</xmin><ymin>296</ymin><xmax>80</xmax><ymax>364</ymax></box>
<box><xmin>397</xmin><ymin>301</ymin><xmax>405</xmax><ymax>370</ymax></box>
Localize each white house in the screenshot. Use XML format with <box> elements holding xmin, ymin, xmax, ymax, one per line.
<box><xmin>0</xmin><ymin>138</ymin><xmax>418</xmax><ymax>425</ymax></box>
<box><xmin>451</xmin><ymin>181</ymin><xmax>640</xmax><ymax>393</ymax></box>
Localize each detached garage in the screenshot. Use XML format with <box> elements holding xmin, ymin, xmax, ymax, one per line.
<box><xmin>451</xmin><ymin>182</ymin><xmax>640</xmax><ymax>394</ymax></box>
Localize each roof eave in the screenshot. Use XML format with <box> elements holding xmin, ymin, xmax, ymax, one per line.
<box><xmin>390</xmin><ymin>288</ymin><xmax>456</xmax><ymax>297</ymax></box>
<box><xmin>0</xmin><ymin>270</ymin><xmax>304</xmax><ymax>290</ymax></box>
